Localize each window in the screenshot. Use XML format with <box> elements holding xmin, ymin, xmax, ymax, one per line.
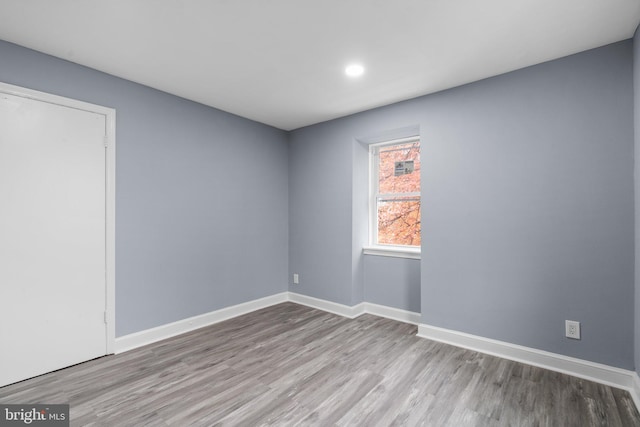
<box><xmin>369</xmin><ymin>136</ymin><xmax>421</xmax><ymax>250</ymax></box>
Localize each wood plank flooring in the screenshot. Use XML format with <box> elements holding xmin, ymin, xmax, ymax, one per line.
<box><xmin>1</xmin><ymin>302</ymin><xmax>639</xmax><ymax>426</ymax></box>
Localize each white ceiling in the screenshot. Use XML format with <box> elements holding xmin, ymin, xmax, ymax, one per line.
<box><xmin>0</xmin><ymin>1</ymin><xmax>639</xmax><ymax>130</ymax></box>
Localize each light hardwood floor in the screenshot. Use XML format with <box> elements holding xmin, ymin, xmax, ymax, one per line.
<box><xmin>1</xmin><ymin>302</ymin><xmax>639</xmax><ymax>426</ymax></box>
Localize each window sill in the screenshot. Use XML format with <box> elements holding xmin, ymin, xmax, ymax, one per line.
<box><xmin>363</xmin><ymin>246</ymin><xmax>421</xmax><ymax>260</ymax></box>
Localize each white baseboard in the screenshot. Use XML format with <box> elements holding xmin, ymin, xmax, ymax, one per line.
<box><xmin>631</xmin><ymin>372</ymin><xmax>640</xmax><ymax>412</ymax></box>
<box><xmin>287</xmin><ymin>292</ymin><xmax>365</xmax><ymax>318</ymax></box>
<box><xmin>363</xmin><ymin>302</ymin><xmax>421</xmax><ymax>325</ymax></box>
<box><xmin>114</xmin><ymin>290</ymin><xmax>639</xmax><ymax>415</ymax></box>
<box><xmin>418</xmin><ymin>323</ymin><xmax>637</xmax><ymax>394</ymax></box>
<box><xmin>115</xmin><ymin>292</ymin><xmax>288</xmax><ymax>353</ymax></box>
<box><xmin>116</xmin><ymin>291</ymin><xmax>421</xmax><ymax>354</ymax></box>
<box><xmin>286</xmin><ymin>292</ymin><xmax>421</xmax><ymax>325</ymax></box>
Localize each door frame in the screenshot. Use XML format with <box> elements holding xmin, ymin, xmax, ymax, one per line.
<box><xmin>0</xmin><ymin>81</ymin><xmax>116</xmax><ymax>354</ymax></box>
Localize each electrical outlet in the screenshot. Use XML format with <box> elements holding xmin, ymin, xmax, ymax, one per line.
<box><xmin>565</xmin><ymin>320</ymin><xmax>580</xmax><ymax>340</ymax></box>
<box><xmin>293</xmin><ymin>273</ymin><xmax>299</xmax><ymax>284</ymax></box>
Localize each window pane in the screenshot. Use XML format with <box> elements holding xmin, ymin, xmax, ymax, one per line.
<box><xmin>377</xmin><ymin>199</ymin><xmax>421</xmax><ymax>246</ymax></box>
<box><xmin>379</xmin><ymin>142</ymin><xmax>420</xmax><ymax>194</ymax></box>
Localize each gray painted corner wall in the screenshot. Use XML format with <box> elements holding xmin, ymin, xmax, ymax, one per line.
<box><xmin>288</xmin><ymin>122</ymin><xmax>356</xmax><ymax>305</ymax></box>
<box><xmin>289</xmin><ymin>40</ymin><xmax>634</xmax><ymax>369</ymax></box>
<box><xmin>634</xmin><ymin>27</ymin><xmax>640</xmax><ymax>375</ymax></box>
<box><xmin>421</xmin><ymin>41</ymin><xmax>634</xmax><ymax>369</ymax></box>
<box><xmin>0</xmin><ymin>40</ymin><xmax>289</xmax><ymax>337</ymax></box>
<box><xmin>351</xmin><ymin>140</ymin><xmax>369</xmax><ymax>305</ymax></box>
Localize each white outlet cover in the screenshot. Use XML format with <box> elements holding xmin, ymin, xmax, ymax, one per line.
<box><xmin>565</xmin><ymin>320</ymin><xmax>581</xmax><ymax>340</ymax></box>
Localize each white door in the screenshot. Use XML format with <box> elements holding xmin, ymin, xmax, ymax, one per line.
<box><xmin>0</xmin><ymin>90</ymin><xmax>109</xmax><ymax>387</ymax></box>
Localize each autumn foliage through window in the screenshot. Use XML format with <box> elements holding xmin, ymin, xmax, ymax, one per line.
<box><xmin>371</xmin><ymin>138</ymin><xmax>421</xmax><ymax>247</ymax></box>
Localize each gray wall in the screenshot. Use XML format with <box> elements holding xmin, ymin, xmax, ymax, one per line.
<box><xmin>364</xmin><ymin>256</ymin><xmax>420</xmax><ymax>313</ymax></box>
<box><xmin>634</xmin><ymin>28</ymin><xmax>640</xmax><ymax>376</ymax></box>
<box><xmin>290</xmin><ymin>41</ymin><xmax>634</xmax><ymax>369</ymax></box>
<box><xmin>421</xmin><ymin>42</ymin><xmax>634</xmax><ymax>369</ymax></box>
<box><xmin>0</xmin><ymin>40</ymin><xmax>289</xmax><ymax>337</ymax></box>
<box><xmin>288</xmin><ymin>121</ymin><xmax>356</xmax><ymax>304</ymax></box>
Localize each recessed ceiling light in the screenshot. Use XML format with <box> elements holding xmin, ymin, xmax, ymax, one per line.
<box><xmin>345</xmin><ymin>64</ymin><xmax>365</xmax><ymax>77</ymax></box>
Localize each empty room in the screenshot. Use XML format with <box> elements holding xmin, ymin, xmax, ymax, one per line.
<box><xmin>2</xmin><ymin>0</ymin><xmax>640</xmax><ymax>425</ymax></box>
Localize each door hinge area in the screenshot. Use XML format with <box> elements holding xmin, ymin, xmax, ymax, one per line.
<box><xmin>103</xmin><ymin>136</ymin><xmax>108</xmax><ymax>148</ymax></box>
<box><xmin>104</xmin><ymin>311</ymin><xmax>108</xmax><ymax>324</ymax></box>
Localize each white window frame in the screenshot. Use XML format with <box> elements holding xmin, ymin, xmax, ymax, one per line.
<box><xmin>364</xmin><ymin>136</ymin><xmax>421</xmax><ymax>259</ymax></box>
